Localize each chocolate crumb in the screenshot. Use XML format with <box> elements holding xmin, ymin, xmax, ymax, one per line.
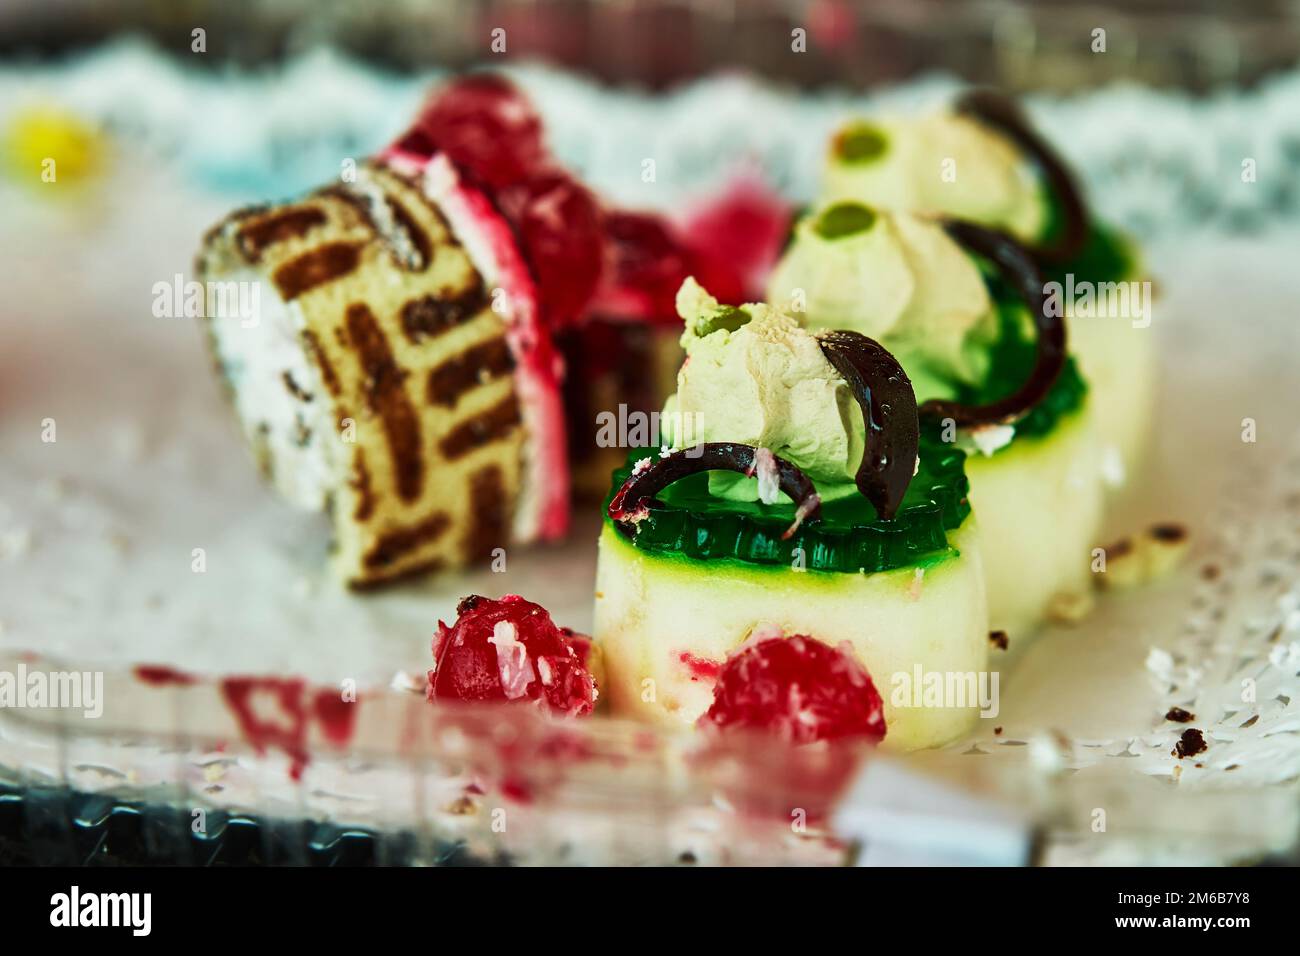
<box><xmin>1105</xmin><ymin>537</ymin><xmax>1134</xmax><ymax>558</ymax></box>
<box><xmin>282</xmin><ymin>370</ymin><xmax>312</xmax><ymax>402</ymax></box>
<box><xmin>456</xmin><ymin>595</ymin><xmax>486</xmax><ymax>616</ymax></box>
<box><xmin>1149</xmin><ymin>522</ymin><xmax>1187</xmax><ymax>543</ymax></box>
<box><xmin>1174</xmin><ymin>728</ymin><xmax>1207</xmax><ymax>759</ymax></box>
<box><xmin>994</xmin><ymin>726</ymin><xmax>1003</xmax><ymax>736</ymax></box>
<box><xmin>989</xmin><ymin>630</ymin><xmax>1009</xmax><ymax>651</ymax></box>
<box><xmin>1200</xmin><ymin>564</ymin><xmax>1220</xmax><ymax>581</ymax></box>
<box><xmin>1165</xmin><ymin>706</ymin><xmax>1195</xmax><ymax>723</ymax></box>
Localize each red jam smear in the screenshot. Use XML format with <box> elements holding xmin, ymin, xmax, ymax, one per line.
<box><xmin>219</xmin><ymin>676</ymin><xmax>359</xmax><ymax>781</ymax></box>
<box><xmin>699</xmin><ymin>634</ymin><xmax>886</xmax><ymax>746</ymax></box>
<box><xmin>678</xmin><ymin>652</ymin><xmax>723</xmax><ymax>682</ymax></box>
<box><xmin>427</xmin><ymin>594</ymin><xmax>597</xmax><ymax>717</ymax></box>
<box><xmin>133</xmin><ymin>664</ymin><xmax>198</xmax><ymax>687</ymax></box>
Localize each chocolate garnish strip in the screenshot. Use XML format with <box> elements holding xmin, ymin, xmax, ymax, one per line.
<box><xmin>955</xmin><ymin>89</ymin><xmax>1089</xmax><ymax>265</ymax></box>
<box><xmin>608</xmin><ymin>443</ymin><xmax>822</xmax><ymax>541</ymax></box>
<box><xmin>919</xmin><ymin>220</ymin><xmax>1066</xmax><ymax>429</ymax></box>
<box><xmin>817</xmin><ymin>330</ymin><xmax>919</xmax><ymax>522</ymax></box>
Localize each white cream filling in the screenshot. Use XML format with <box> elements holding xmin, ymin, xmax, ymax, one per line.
<box><xmin>208</xmin><ymin>270</ymin><xmax>341</xmax><ymax>512</ymax></box>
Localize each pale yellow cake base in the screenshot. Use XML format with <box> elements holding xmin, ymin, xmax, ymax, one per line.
<box><xmin>1069</xmin><ymin>316</ymin><xmax>1158</xmax><ymax>490</ymax></box>
<box><xmin>594</xmin><ymin>521</ymin><xmax>991</xmax><ymax>751</ymax></box>
<box><xmin>964</xmin><ymin>403</ymin><xmax>1106</xmax><ymax>639</ymax></box>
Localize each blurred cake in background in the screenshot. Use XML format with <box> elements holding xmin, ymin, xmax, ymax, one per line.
<box><xmin>818</xmin><ymin>92</ymin><xmax>1154</xmax><ymax>487</ymax></box>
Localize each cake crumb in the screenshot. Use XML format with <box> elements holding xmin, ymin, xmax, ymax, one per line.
<box><xmin>1165</xmin><ymin>706</ymin><xmax>1195</xmax><ymax>723</ymax></box>
<box><xmin>446</xmin><ymin>795</ymin><xmax>477</xmax><ymax>816</ymax></box>
<box><xmin>1097</xmin><ymin>523</ymin><xmax>1190</xmax><ymax>591</ymax></box>
<box><xmin>1173</xmin><ymin>728</ymin><xmax>1207</xmax><ymax>759</ymax></box>
<box><xmin>989</xmin><ymin>630</ymin><xmax>1009</xmax><ymax>651</ymax></box>
<box><xmin>1048</xmin><ymin>590</ymin><xmax>1094</xmax><ymax>623</ymax></box>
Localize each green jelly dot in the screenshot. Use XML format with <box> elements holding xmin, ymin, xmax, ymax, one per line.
<box><xmin>702</xmin><ymin>305</ymin><xmax>751</xmax><ymax>335</ymax></box>
<box><xmin>835</xmin><ymin>122</ymin><xmax>888</xmax><ymax>163</ymax></box>
<box><xmin>815</xmin><ymin>202</ymin><xmax>878</xmax><ymax>240</ymax></box>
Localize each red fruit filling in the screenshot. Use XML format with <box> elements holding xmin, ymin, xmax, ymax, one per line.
<box><xmin>404</xmin><ymin>73</ymin><xmax>546</xmax><ymax>190</ymax></box>
<box><xmin>428</xmin><ymin>594</ymin><xmax>597</xmax><ymax>717</ymax></box>
<box><xmin>679</xmin><ymin>177</ymin><xmax>793</xmax><ymax>301</ymax></box>
<box><xmin>596</xmin><ymin>210</ymin><xmax>694</xmax><ymax>322</ymax></box>
<box><xmin>699</xmin><ymin>633</ymin><xmax>886</xmax><ymax>746</ymax></box>
<box><xmin>496</xmin><ymin>170</ymin><xmax>606</xmax><ymax>330</ymax></box>
<box><xmin>395</xmin><ymin>74</ymin><xmax>791</xmax><ymax>335</ymax></box>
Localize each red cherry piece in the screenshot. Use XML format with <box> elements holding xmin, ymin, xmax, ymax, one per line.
<box><xmin>699</xmin><ymin>633</ymin><xmax>886</xmax><ymax>746</ymax></box>
<box><xmin>407</xmin><ymin>73</ymin><xmax>547</xmax><ymax>190</ymax></box>
<box><xmin>428</xmin><ymin>594</ymin><xmax>596</xmax><ymax>717</ymax></box>
<box><xmin>600</xmin><ymin>210</ymin><xmax>693</xmax><ymax>322</ymax></box>
<box><xmin>680</xmin><ymin>178</ymin><xmax>793</xmax><ymax>302</ymax></box>
<box><xmin>499</xmin><ymin>171</ymin><xmax>605</xmax><ymax>330</ymax></box>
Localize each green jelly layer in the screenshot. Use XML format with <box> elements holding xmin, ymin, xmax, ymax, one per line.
<box><xmin>947</xmin><ymin>293</ymin><xmax>1089</xmax><ymax>443</ymax></box>
<box><xmin>956</xmin><ymin>182</ymin><xmax>1142</xmax><ymax>445</ymax></box>
<box><xmin>1039</xmin><ymin>183</ymin><xmax>1140</xmax><ymax>286</ymax></box>
<box><xmin>605</xmin><ymin>434</ymin><xmax>971</xmax><ymax>575</ymax></box>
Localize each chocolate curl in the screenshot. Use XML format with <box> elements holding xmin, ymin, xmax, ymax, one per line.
<box><xmin>817</xmin><ymin>330</ymin><xmax>919</xmax><ymax>522</ymax></box>
<box><xmin>608</xmin><ymin>443</ymin><xmax>822</xmax><ymax>540</ymax></box>
<box><xmin>919</xmin><ymin>220</ymin><xmax>1067</xmax><ymax>428</ymax></box>
<box><xmin>955</xmin><ymin>89</ymin><xmax>1089</xmax><ymax>265</ymax></box>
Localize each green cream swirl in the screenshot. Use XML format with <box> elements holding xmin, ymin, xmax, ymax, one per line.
<box><xmin>663</xmin><ymin>279</ymin><xmax>869</xmax><ymax>502</ymax></box>
<box><xmin>765</xmin><ymin>201</ymin><xmax>999</xmax><ymax>395</ymax></box>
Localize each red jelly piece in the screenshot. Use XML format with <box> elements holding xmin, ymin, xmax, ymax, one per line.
<box><xmin>497</xmin><ymin>170</ymin><xmax>605</xmax><ymax>330</ymax></box>
<box><xmin>405</xmin><ymin>73</ymin><xmax>547</xmax><ymax>190</ymax></box>
<box><xmin>428</xmin><ymin>594</ymin><xmax>597</xmax><ymax>717</ymax></box>
<box><xmin>600</xmin><ymin>210</ymin><xmax>694</xmax><ymax>323</ymax></box>
<box><xmin>699</xmin><ymin>634</ymin><xmax>886</xmax><ymax>746</ymax></box>
<box><xmin>680</xmin><ymin>178</ymin><xmax>793</xmax><ymax>302</ymax></box>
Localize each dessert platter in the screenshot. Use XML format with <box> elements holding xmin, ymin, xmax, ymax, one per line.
<box><xmin>3</xmin><ymin>50</ymin><xmax>1300</xmax><ymax>865</ymax></box>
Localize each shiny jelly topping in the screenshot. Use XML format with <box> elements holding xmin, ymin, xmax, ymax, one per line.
<box><xmin>699</xmin><ymin>633</ymin><xmax>887</xmax><ymax>746</ymax></box>
<box><xmin>605</xmin><ymin>433</ymin><xmax>970</xmax><ymax>575</ymax></box>
<box><xmin>609</xmin><ymin>442</ymin><xmax>823</xmax><ymax>540</ymax></box>
<box><xmin>427</xmin><ymin>594</ymin><xmax>597</xmax><ymax>717</ymax></box>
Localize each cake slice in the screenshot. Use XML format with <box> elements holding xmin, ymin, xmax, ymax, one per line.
<box><xmin>197</xmin><ymin>157</ymin><xmax>568</xmax><ymax>587</ymax></box>
<box><xmin>594</xmin><ymin>283</ymin><xmax>991</xmax><ymax>751</ymax></box>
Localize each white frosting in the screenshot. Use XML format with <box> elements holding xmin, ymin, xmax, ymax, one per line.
<box><xmin>207</xmin><ymin>269</ymin><xmax>342</xmax><ymax>511</ymax></box>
